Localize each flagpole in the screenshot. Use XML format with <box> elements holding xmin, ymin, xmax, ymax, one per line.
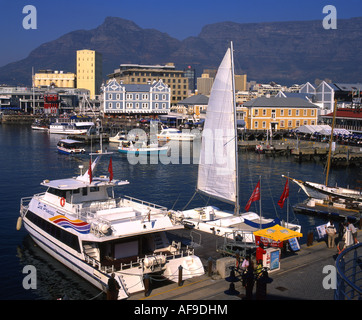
<box><xmin>287</xmin><ymin>172</ymin><xmax>289</xmax><ymax>229</ymax></box>
<box><xmin>259</xmin><ymin>175</ymin><xmax>262</xmax><ymax>229</ymax></box>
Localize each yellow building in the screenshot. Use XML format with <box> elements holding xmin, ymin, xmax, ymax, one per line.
<box><xmin>76</xmin><ymin>49</ymin><xmax>102</xmax><ymax>99</ymax></box>
<box><xmin>242</xmin><ymin>96</ymin><xmax>318</xmax><ymax>131</ymax></box>
<box><xmin>34</xmin><ymin>70</ymin><xmax>76</xmax><ymax>88</ymax></box>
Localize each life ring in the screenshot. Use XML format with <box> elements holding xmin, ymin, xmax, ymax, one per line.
<box><xmin>60</xmin><ymin>197</ymin><xmax>65</xmax><ymax>207</ymax></box>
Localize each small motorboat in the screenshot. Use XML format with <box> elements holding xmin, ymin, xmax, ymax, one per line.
<box><xmin>57</xmin><ymin>139</ymin><xmax>86</xmax><ymax>155</ymax></box>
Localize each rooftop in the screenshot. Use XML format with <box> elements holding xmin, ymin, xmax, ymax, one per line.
<box><xmin>243</xmin><ymin>96</ymin><xmax>318</xmax><ymax>108</ymax></box>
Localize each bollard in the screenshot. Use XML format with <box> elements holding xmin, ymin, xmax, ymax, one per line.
<box><xmin>207</xmin><ymin>257</ymin><xmax>213</xmax><ymax>277</ymax></box>
<box><xmin>307</xmin><ymin>231</ymin><xmax>314</xmax><ymax>246</ymax></box>
<box><xmin>144</xmin><ymin>274</ymin><xmax>150</xmax><ymax>297</ymax></box>
<box><xmin>178</xmin><ymin>265</ymin><xmax>183</xmax><ymax>286</ymax></box>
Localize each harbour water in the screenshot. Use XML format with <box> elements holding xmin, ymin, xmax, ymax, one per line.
<box><xmin>0</xmin><ymin>124</ymin><xmax>360</xmax><ymax>300</ymax></box>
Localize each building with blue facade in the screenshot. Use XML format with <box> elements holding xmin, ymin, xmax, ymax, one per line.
<box><xmin>102</xmin><ymin>78</ymin><xmax>171</xmax><ymax>115</ymax></box>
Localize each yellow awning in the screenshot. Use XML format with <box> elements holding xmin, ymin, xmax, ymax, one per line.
<box><xmin>253</xmin><ymin>224</ymin><xmax>303</xmax><ymax>241</ymax></box>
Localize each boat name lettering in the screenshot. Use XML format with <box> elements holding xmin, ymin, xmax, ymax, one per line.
<box><xmin>37</xmin><ymin>203</ymin><xmax>55</xmax><ymax>216</ymax></box>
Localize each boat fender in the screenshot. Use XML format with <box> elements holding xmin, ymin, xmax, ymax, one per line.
<box><xmin>60</xmin><ymin>197</ymin><xmax>65</xmax><ymax>207</ymax></box>
<box><xmin>16</xmin><ymin>217</ymin><xmax>22</xmax><ymax>231</ymax></box>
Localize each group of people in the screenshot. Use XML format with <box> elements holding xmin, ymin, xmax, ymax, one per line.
<box><xmin>325</xmin><ymin>220</ymin><xmax>358</xmax><ymax>253</ymax></box>
<box><xmin>238</xmin><ymin>243</ymin><xmax>271</xmax><ymax>300</ymax></box>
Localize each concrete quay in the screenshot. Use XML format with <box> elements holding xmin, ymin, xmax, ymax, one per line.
<box><xmin>128</xmin><ymin>230</ymin><xmax>361</xmax><ymax>301</ymax></box>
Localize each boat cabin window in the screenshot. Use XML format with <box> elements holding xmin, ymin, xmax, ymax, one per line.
<box><xmin>47</xmin><ymin>187</ymin><xmax>67</xmax><ymax>199</ymax></box>
<box><xmin>82</xmin><ymin>188</ymin><xmax>87</xmax><ymax>196</ymax></box>
<box><xmin>90</xmin><ymin>186</ymin><xmax>100</xmax><ymax>192</ymax></box>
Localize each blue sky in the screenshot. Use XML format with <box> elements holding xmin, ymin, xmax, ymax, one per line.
<box><xmin>0</xmin><ymin>0</ymin><xmax>361</xmax><ymax>67</ymax></box>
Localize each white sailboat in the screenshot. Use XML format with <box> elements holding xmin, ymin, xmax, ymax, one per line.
<box><xmin>171</xmin><ymin>43</ymin><xmax>301</xmax><ymax>243</ymax></box>
<box><xmin>285</xmin><ymin>101</ymin><xmax>362</xmax><ymax>204</ymax></box>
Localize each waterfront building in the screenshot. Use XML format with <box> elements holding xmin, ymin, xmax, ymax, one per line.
<box><xmin>321</xmin><ymin>108</ymin><xmax>362</xmax><ymax>133</ymax></box>
<box><xmin>242</xmin><ymin>96</ymin><xmax>319</xmax><ymax>131</ymax></box>
<box><xmin>0</xmin><ymin>86</ymin><xmax>89</xmax><ymax>114</ymax></box>
<box><xmin>102</xmin><ymin>78</ymin><xmax>171</xmax><ymax>115</ymax></box>
<box><xmin>299</xmin><ymin>81</ymin><xmax>335</xmax><ymax>113</ymax></box>
<box><xmin>76</xmin><ymin>49</ymin><xmax>102</xmax><ymax>99</ymax></box>
<box><xmin>107</xmin><ymin>63</ymin><xmax>188</xmax><ymax>105</ymax></box>
<box><xmin>173</xmin><ymin>94</ymin><xmax>209</xmax><ymax>118</ymax></box>
<box><xmin>34</xmin><ymin>70</ymin><xmax>76</xmax><ymax>88</ymax></box>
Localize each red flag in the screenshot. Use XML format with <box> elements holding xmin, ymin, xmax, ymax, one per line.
<box><xmin>88</xmin><ymin>159</ymin><xmax>92</xmax><ymax>184</ymax></box>
<box><xmin>245</xmin><ymin>180</ymin><xmax>260</xmax><ymax>211</ymax></box>
<box><xmin>108</xmin><ymin>157</ymin><xmax>113</xmax><ymax>182</ymax></box>
<box><xmin>278</xmin><ymin>179</ymin><xmax>289</xmax><ymax>208</ymax></box>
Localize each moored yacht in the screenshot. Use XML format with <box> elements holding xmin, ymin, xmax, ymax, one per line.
<box><xmin>18</xmin><ymin>155</ymin><xmax>203</xmax><ymax>299</ymax></box>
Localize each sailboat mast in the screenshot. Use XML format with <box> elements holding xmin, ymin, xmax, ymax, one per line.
<box><xmin>230</xmin><ymin>42</ymin><xmax>240</xmax><ymax>215</ymax></box>
<box><xmin>325</xmin><ymin>99</ymin><xmax>337</xmax><ymax>187</ymax></box>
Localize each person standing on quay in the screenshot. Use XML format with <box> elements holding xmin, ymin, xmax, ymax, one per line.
<box><xmin>326</xmin><ymin>220</ymin><xmax>337</xmax><ymax>248</ymax></box>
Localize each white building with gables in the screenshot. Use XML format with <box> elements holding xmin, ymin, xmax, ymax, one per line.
<box><xmin>102</xmin><ymin>79</ymin><xmax>171</xmax><ymax>115</ymax></box>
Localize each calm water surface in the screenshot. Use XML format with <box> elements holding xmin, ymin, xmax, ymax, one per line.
<box><xmin>0</xmin><ymin>124</ymin><xmax>360</xmax><ymax>300</ymax></box>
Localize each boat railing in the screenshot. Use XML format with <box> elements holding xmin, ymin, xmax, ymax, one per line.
<box><xmin>122</xmin><ymin>195</ymin><xmax>168</xmax><ymax>212</ymax></box>
<box><xmin>20</xmin><ymin>196</ymin><xmax>33</xmax><ymax>217</ymax></box>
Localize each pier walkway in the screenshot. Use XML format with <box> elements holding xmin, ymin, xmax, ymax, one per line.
<box><xmin>128</xmin><ymin>230</ymin><xmax>361</xmax><ymax>301</ymax></box>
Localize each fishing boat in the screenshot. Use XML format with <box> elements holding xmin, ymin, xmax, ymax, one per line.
<box><xmin>157</xmin><ymin>127</ymin><xmax>197</xmax><ymax>141</ymax></box>
<box><xmin>56</xmin><ymin>139</ymin><xmax>86</xmax><ymax>155</ymax></box>
<box><xmin>31</xmin><ymin>120</ymin><xmax>48</xmax><ymax>131</ymax></box>
<box><xmin>118</xmin><ymin>140</ymin><xmax>169</xmax><ymax>155</ymax></box>
<box><xmin>49</xmin><ymin>115</ymin><xmax>94</xmax><ymax>135</ymax></box>
<box><xmin>170</xmin><ymin>43</ymin><xmax>301</xmax><ymax>244</ymax></box>
<box><xmin>285</xmin><ymin>101</ymin><xmax>362</xmax><ymax>204</ymax></box>
<box><xmin>18</xmin><ymin>154</ymin><xmax>203</xmax><ymax>299</ymax></box>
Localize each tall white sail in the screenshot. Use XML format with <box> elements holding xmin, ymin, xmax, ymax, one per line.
<box><xmin>196</xmin><ymin>45</ymin><xmax>239</xmax><ymax>211</ymax></box>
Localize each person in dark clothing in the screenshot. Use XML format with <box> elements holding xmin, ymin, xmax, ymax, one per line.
<box><xmin>107</xmin><ymin>273</ymin><xmax>120</xmax><ymax>300</ymax></box>
<box><xmin>243</xmin><ymin>263</ymin><xmax>255</xmax><ymax>300</ymax></box>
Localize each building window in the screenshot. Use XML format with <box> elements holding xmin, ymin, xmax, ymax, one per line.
<box><xmin>108</xmin><ymin>94</ymin><xmax>112</xmax><ymax>100</ymax></box>
<box><xmin>155</xmin><ymin>103</ymin><xmax>159</xmax><ymax>109</ymax></box>
<box><xmin>142</xmin><ymin>94</ymin><xmax>148</xmax><ymax>100</ymax></box>
<box><xmin>271</xmin><ymin>109</ymin><xmax>276</xmax><ymax>119</ymax></box>
<box><xmin>311</xmin><ymin>120</ymin><xmax>315</xmax><ymax>125</ymax></box>
<box><xmin>254</xmin><ymin>109</ymin><xmax>259</xmax><ymax>116</ymax></box>
<box><xmin>303</xmin><ymin>120</ymin><xmax>308</xmax><ymax>125</ymax></box>
<box><xmin>135</xmin><ymin>103</ymin><xmax>139</xmax><ymax>109</ymax></box>
<box><xmin>296</xmin><ymin>110</ymin><xmax>299</xmax><ymax>116</ymax></box>
<box><xmin>304</xmin><ymin>109</ymin><xmax>307</xmax><ymax>116</ymax></box>
<box><xmin>288</xmin><ymin>110</ymin><xmax>292</xmax><ymax>116</ymax></box>
<box><xmin>162</xmin><ymin>103</ymin><xmax>166</xmax><ymax>109</ymax></box>
<box><xmin>116</xmin><ymin>102</ymin><xmax>120</xmax><ymax>109</ymax></box>
<box><xmin>280</xmin><ymin>120</ymin><xmax>285</xmax><ymax>127</ymax></box>
<box><xmin>311</xmin><ymin>110</ymin><xmax>315</xmax><ymax>116</ymax></box>
<box><xmin>288</xmin><ymin>120</ymin><xmax>292</xmax><ymax>127</ymax></box>
<box><xmin>262</xmin><ymin>121</ymin><xmax>266</xmax><ymax>128</ymax></box>
<box><xmin>126</xmin><ymin>103</ymin><xmax>132</xmax><ymax>109</ymax></box>
<box><xmin>280</xmin><ymin>109</ymin><xmax>284</xmax><ymax>116</ymax></box>
<box><xmin>142</xmin><ymin>103</ymin><xmax>148</xmax><ymax>109</ymax></box>
<box><xmin>126</xmin><ymin>94</ymin><xmax>133</xmax><ymax>100</ymax></box>
<box><xmin>254</xmin><ymin>121</ymin><xmax>258</xmax><ymax>128</ymax></box>
<box><xmin>296</xmin><ymin>120</ymin><xmax>300</xmax><ymax>127</ymax></box>
<box><xmin>262</xmin><ymin>109</ymin><xmax>266</xmax><ymax>116</ymax></box>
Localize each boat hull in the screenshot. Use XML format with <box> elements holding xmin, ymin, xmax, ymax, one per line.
<box><xmin>23</xmin><ymin>219</ymin><xmax>108</xmax><ymax>293</ymax></box>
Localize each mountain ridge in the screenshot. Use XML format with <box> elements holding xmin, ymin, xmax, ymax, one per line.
<box><xmin>1</xmin><ymin>16</ymin><xmax>362</xmax><ymax>86</ymax></box>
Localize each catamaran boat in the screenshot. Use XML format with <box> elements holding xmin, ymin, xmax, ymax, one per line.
<box><xmin>18</xmin><ymin>154</ymin><xmax>203</xmax><ymax>299</ymax></box>
<box><xmin>49</xmin><ymin>115</ymin><xmax>94</xmax><ymax>135</ymax></box>
<box><xmin>56</xmin><ymin>139</ymin><xmax>86</xmax><ymax>155</ymax></box>
<box><xmin>157</xmin><ymin>127</ymin><xmax>197</xmax><ymax>141</ymax></box>
<box><xmin>118</xmin><ymin>140</ymin><xmax>169</xmax><ymax>155</ymax></box>
<box><xmin>170</xmin><ymin>43</ymin><xmax>301</xmax><ymax>244</ymax></box>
